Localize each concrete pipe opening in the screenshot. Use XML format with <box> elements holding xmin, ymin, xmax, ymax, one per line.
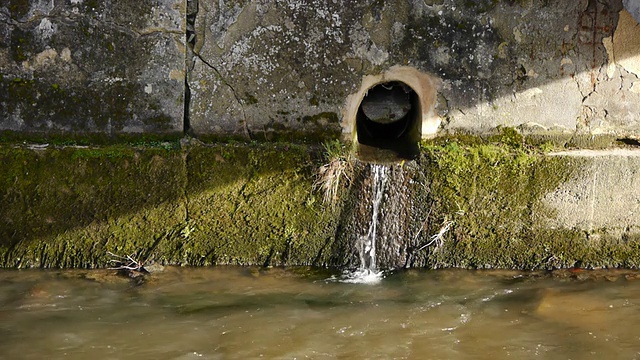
<box><xmin>342</xmin><ymin>66</ymin><xmax>440</xmax><ymax>163</ymax></box>
<box><xmin>356</xmin><ymin>81</ymin><xmax>421</xmax><ymax>161</ymax></box>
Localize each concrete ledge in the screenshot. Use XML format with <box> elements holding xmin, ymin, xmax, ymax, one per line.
<box><xmin>545</xmin><ymin>148</ymin><xmax>640</xmax><ymax>234</ymax></box>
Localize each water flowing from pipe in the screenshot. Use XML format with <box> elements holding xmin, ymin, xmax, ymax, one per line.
<box><xmin>339</xmin><ymin>164</ymin><xmax>390</xmax><ymax>284</ymax></box>
<box><xmin>358</xmin><ymin>164</ymin><xmax>388</xmax><ymax>271</ymax></box>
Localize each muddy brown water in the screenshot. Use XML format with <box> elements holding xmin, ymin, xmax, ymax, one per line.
<box><xmin>1</xmin><ymin>267</ymin><xmax>640</xmax><ymax>359</ymax></box>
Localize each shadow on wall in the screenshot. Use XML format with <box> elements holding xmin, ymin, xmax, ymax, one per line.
<box><xmin>0</xmin><ymin>144</ymin><xmax>338</xmax><ymax>268</ymax></box>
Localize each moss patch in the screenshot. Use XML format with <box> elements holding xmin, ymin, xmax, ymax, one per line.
<box><xmin>409</xmin><ymin>140</ymin><xmax>640</xmax><ymax>270</ymax></box>
<box><xmin>0</xmin><ymin>145</ymin><xmax>187</xmax><ymax>268</ymax></box>
<box><xmin>182</xmin><ymin>144</ymin><xmax>340</xmax><ymax>266</ymax></box>
<box><xmin>0</xmin><ymin>143</ymin><xmax>340</xmax><ymax>268</ymax></box>
<box><xmin>0</xmin><ymin>131</ymin><xmax>183</xmax><ymax>147</ymax></box>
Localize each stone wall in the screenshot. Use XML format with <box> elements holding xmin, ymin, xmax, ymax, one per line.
<box><xmin>0</xmin><ymin>0</ymin><xmax>185</xmax><ymax>135</ymax></box>
<box><xmin>2</xmin><ymin>0</ymin><xmax>639</xmax><ymax>141</ymax></box>
<box><xmin>187</xmin><ymin>0</ymin><xmax>640</xmax><ymax>141</ymax></box>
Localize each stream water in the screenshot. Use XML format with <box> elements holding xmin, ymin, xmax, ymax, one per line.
<box><xmin>2</xmin><ymin>267</ymin><xmax>640</xmax><ymax>359</ymax></box>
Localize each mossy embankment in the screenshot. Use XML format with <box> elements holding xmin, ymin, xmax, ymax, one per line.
<box><xmin>2</xmin><ymin>136</ymin><xmax>640</xmax><ymax>270</ymax></box>
<box><xmin>410</xmin><ymin>134</ymin><xmax>640</xmax><ymax>270</ymax></box>
<box><xmin>0</xmin><ymin>142</ymin><xmax>340</xmax><ymax>268</ymax></box>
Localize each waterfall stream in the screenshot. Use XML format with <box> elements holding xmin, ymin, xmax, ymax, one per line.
<box><xmin>330</xmin><ymin>159</ymin><xmax>425</xmax><ymax>284</ymax></box>
<box><xmin>357</xmin><ymin>164</ymin><xmax>388</xmax><ymax>271</ymax></box>
<box><xmin>338</xmin><ymin>164</ymin><xmax>391</xmax><ymax>284</ymax></box>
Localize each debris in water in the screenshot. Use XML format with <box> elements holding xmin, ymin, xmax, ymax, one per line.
<box><xmin>107</xmin><ymin>251</ymin><xmax>148</xmax><ymax>272</ymax></box>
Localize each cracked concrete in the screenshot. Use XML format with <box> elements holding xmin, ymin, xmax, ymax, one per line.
<box><xmin>186</xmin><ymin>0</ymin><xmax>640</xmax><ymax>141</ymax></box>
<box><xmin>192</xmin><ymin>52</ymin><xmax>251</xmax><ymax>139</ymax></box>
<box><xmin>1</xmin><ymin>0</ymin><xmax>640</xmax><ymax>141</ymax></box>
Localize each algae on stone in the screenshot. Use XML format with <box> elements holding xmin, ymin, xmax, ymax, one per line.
<box><xmin>0</xmin><ymin>145</ymin><xmax>187</xmax><ymax>268</ymax></box>
<box><xmin>183</xmin><ymin>144</ymin><xmax>341</xmax><ymax>266</ymax></box>
<box><xmin>0</xmin><ymin>143</ymin><xmax>341</xmax><ymax>268</ymax></box>
<box><xmin>3</xmin><ymin>139</ymin><xmax>640</xmax><ymax>270</ymax></box>
<box><xmin>409</xmin><ymin>140</ymin><xmax>640</xmax><ymax>270</ymax></box>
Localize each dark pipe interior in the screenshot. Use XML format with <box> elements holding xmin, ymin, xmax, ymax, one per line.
<box><xmin>356</xmin><ymin>81</ymin><xmax>421</xmax><ymax>161</ymax></box>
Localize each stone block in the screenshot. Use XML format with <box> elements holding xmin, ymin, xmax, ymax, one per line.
<box><xmin>545</xmin><ymin>149</ymin><xmax>640</xmax><ymax>234</ymax></box>
<box><xmin>0</xmin><ymin>0</ymin><xmax>185</xmax><ymax>135</ymax></box>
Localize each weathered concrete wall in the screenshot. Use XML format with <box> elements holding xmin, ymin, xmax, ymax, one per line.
<box><xmin>2</xmin><ymin>1</ymin><xmax>640</xmax><ymax>270</ymax></box>
<box><xmin>0</xmin><ymin>0</ymin><xmax>185</xmax><ymax>135</ymax></box>
<box><xmin>189</xmin><ymin>0</ymin><xmax>640</xmax><ymax>140</ymax></box>
<box><xmin>2</xmin><ymin>0</ymin><xmax>638</xmax><ymax>140</ymax></box>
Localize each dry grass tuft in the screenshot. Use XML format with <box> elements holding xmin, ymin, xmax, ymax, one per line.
<box><xmin>314</xmin><ymin>140</ymin><xmax>354</xmax><ymax>207</ymax></box>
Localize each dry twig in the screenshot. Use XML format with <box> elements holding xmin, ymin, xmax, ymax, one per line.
<box><xmin>107</xmin><ymin>251</ymin><xmax>146</xmax><ymax>272</ymax></box>
<box><xmin>415</xmin><ymin>219</ymin><xmax>454</xmax><ymax>252</ymax></box>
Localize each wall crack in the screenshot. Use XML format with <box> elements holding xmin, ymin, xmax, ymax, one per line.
<box><xmin>193</xmin><ymin>53</ymin><xmax>252</xmax><ymax>140</ymax></box>
<box><xmin>185</xmin><ymin>0</ymin><xmax>251</xmax><ymax>140</ymax></box>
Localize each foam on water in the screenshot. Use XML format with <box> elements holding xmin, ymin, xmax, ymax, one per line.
<box><xmin>328</xmin><ymin>268</ymin><xmax>386</xmax><ymax>284</ymax></box>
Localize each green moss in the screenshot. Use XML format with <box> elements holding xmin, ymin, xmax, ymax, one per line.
<box><xmin>194</xmin><ymin>127</ymin><xmax>341</xmax><ymax>144</ymax></box>
<box><xmin>566</xmin><ymin>134</ymin><xmax>620</xmax><ymax>149</ymax></box>
<box><xmin>244</xmin><ymin>93</ymin><xmax>259</xmax><ymax>105</ymax></box>
<box><xmin>0</xmin><ymin>131</ymin><xmax>183</xmax><ymax>147</ymax></box>
<box><xmin>2</xmin><ymin>139</ymin><xmax>640</xmax><ymax>270</ymax></box>
<box><xmin>411</xmin><ymin>141</ymin><xmax>605</xmax><ymax>269</ymax></box>
<box><xmin>489</xmin><ymin>126</ymin><xmax>524</xmax><ymax>148</ymax></box>
<box><xmin>182</xmin><ymin>143</ymin><xmax>339</xmax><ymax>266</ymax></box>
<box><xmin>10</xmin><ymin>28</ymin><xmax>34</xmax><ymax>62</ymax></box>
<box><xmin>68</xmin><ymin>146</ymin><xmax>136</xmax><ymax>160</ymax></box>
<box><xmin>458</xmin><ymin>0</ymin><xmax>498</xmax><ymax>13</ymax></box>
<box><xmin>0</xmin><ymin>144</ymin><xmax>188</xmax><ymax>268</ymax></box>
<box><xmin>0</xmin><ymin>143</ymin><xmax>339</xmax><ymax>268</ymax></box>
<box><xmin>84</xmin><ymin>0</ymin><xmax>100</xmax><ymax>10</ymax></box>
<box><xmin>9</xmin><ymin>0</ymin><xmax>31</xmax><ymax>18</ymax></box>
<box><xmin>7</xmin><ymin>78</ymin><xmax>37</xmax><ymax>109</ymax></box>
<box><xmin>301</xmin><ymin>112</ymin><xmax>339</xmax><ymax>124</ymax></box>
<box><xmin>432</xmin><ymin>130</ymin><xmax>627</xmax><ymax>153</ymax></box>
<box><xmin>524</xmin><ymin>133</ymin><xmax>620</xmax><ymax>150</ymax></box>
